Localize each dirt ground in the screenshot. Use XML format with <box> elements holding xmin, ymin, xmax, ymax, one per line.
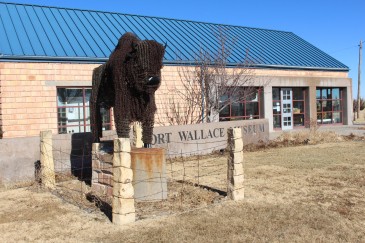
<box><xmin>1</xmin><ymin>140</ymin><xmax>365</xmax><ymax>242</ymax></box>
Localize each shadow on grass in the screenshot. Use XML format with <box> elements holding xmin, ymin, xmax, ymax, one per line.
<box><xmin>86</xmin><ymin>193</ymin><xmax>112</xmax><ymax>221</ymax></box>
<box><xmin>175</xmin><ymin>179</ymin><xmax>227</xmax><ymax>197</ymax></box>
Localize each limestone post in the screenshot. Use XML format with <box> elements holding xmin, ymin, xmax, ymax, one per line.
<box><xmin>133</xmin><ymin>122</ymin><xmax>143</xmax><ymax>148</ymax></box>
<box><xmin>40</xmin><ymin>130</ymin><xmax>56</xmax><ymax>189</ymax></box>
<box><xmin>227</xmin><ymin>127</ymin><xmax>244</xmax><ymax>200</ymax></box>
<box><xmin>112</xmin><ymin>138</ymin><xmax>135</xmax><ymax>225</ymax></box>
<box><xmin>91</xmin><ymin>143</ymin><xmax>100</xmax><ymax>185</ymax></box>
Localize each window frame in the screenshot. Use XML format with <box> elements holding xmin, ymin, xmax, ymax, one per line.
<box><xmin>292</xmin><ymin>88</ymin><xmax>306</xmax><ymax>128</ymax></box>
<box><xmin>272</xmin><ymin>88</ymin><xmax>281</xmax><ymax>129</ymax></box>
<box><xmin>316</xmin><ymin>87</ymin><xmax>343</xmax><ymax>125</ymax></box>
<box><xmin>272</xmin><ymin>87</ymin><xmax>306</xmax><ymax>129</ymax></box>
<box><xmin>219</xmin><ymin>87</ymin><xmax>261</xmax><ymax>121</ymax></box>
<box><xmin>57</xmin><ymin>86</ymin><xmax>111</xmax><ymax>134</ymax></box>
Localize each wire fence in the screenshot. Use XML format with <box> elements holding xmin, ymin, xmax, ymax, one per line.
<box><xmin>38</xmin><ymin>132</ymin><xmax>231</xmax><ymax>222</ymax></box>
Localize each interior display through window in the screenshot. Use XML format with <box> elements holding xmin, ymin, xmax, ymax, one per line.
<box><xmin>316</xmin><ymin>88</ymin><xmax>343</xmax><ymax>124</ymax></box>
<box><xmin>57</xmin><ymin>87</ymin><xmax>111</xmax><ymax>134</ymax></box>
<box><xmin>219</xmin><ymin>88</ymin><xmax>261</xmax><ymax>121</ymax></box>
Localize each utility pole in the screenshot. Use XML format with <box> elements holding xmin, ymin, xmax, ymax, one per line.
<box><xmin>357</xmin><ymin>40</ymin><xmax>362</xmax><ymax>119</ymax></box>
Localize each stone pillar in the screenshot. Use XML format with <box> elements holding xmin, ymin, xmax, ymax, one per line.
<box><xmin>263</xmin><ymin>85</ymin><xmax>274</xmax><ymax>132</ymax></box>
<box><xmin>91</xmin><ymin>143</ymin><xmax>100</xmax><ymax>190</ymax></box>
<box><xmin>227</xmin><ymin>128</ymin><xmax>244</xmax><ymax>200</ymax></box>
<box><xmin>308</xmin><ymin>83</ymin><xmax>317</xmax><ymax>124</ymax></box>
<box><xmin>133</xmin><ymin>122</ymin><xmax>143</xmax><ymax>148</ymax></box>
<box><xmin>112</xmin><ymin>138</ymin><xmax>135</xmax><ymax>225</ymax></box>
<box><xmin>40</xmin><ymin>130</ymin><xmax>56</xmax><ymax>189</ymax></box>
<box><xmin>343</xmin><ymin>87</ymin><xmax>352</xmax><ymax>125</ymax></box>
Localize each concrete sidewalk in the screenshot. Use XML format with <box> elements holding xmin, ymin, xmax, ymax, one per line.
<box><xmin>269</xmin><ymin>124</ymin><xmax>365</xmax><ymax>140</ymax></box>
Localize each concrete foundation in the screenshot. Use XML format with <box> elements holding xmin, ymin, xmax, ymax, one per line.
<box><xmin>0</xmin><ymin>137</ymin><xmax>40</xmax><ymax>185</ymax></box>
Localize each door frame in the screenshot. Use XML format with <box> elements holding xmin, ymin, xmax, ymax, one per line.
<box><xmin>281</xmin><ymin>88</ymin><xmax>293</xmax><ymax>130</ymax></box>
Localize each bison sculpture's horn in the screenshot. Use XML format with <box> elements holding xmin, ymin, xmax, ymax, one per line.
<box><xmin>124</xmin><ymin>53</ymin><xmax>133</xmax><ymax>63</ymax></box>
<box><xmin>131</xmin><ymin>42</ymin><xmax>138</xmax><ymax>52</ymax></box>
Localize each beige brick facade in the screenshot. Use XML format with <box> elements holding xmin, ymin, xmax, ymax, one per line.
<box><xmin>0</xmin><ymin>62</ymin><xmax>99</xmax><ymax>137</ymax></box>
<box><xmin>0</xmin><ymin>62</ymin><xmax>186</xmax><ymax>138</ymax></box>
<box><xmin>0</xmin><ymin>62</ymin><xmax>351</xmax><ymax>138</ymax></box>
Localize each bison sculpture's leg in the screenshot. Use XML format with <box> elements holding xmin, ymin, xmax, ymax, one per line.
<box><xmin>141</xmin><ymin>113</ymin><xmax>155</xmax><ymax>148</ymax></box>
<box><xmin>114</xmin><ymin>105</ymin><xmax>131</xmax><ymax>138</ymax></box>
<box><xmin>117</xmin><ymin>118</ymin><xmax>131</xmax><ymax>138</ymax></box>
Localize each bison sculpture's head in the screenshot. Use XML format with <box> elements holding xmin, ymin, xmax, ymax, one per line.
<box><xmin>124</xmin><ymin>40</ymin><xmax>166</xmax><ymax>93</ymax></box>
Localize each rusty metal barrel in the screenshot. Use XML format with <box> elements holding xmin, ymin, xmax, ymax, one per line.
<box><xmin>131</xmin><ymin>148</ymin><xmax>167</xmax><ymax>201</ymax></box>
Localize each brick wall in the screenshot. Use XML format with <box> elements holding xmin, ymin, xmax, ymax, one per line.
<box><xmin>0</xmin><ymin>62</ymin><xmax>99</xmax><ymax>138</ymax></box>
<box><xmin>0</xmin><ymin>62</ymin><xmax>188</xmax><ymax>138</ymax></box>
<box><xmin>0</xmin><ymin>62</ymin><xmax>350</xmax><ymax>138</ymax></box>
<box><xmin>92</xmin><ymin>148</ymin><xmax>113</xmax><ymax>197</ymax></box>
<box><xmin>156</xmin><ymin>65</ymin><xmax>201</xmax><ymax>125</ymax></box>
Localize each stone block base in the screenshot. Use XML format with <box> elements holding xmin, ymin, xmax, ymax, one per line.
<box><xmin>91</xmin><ymin>142</ymin><xmax>167</xmax><ymax>201</ymax></box>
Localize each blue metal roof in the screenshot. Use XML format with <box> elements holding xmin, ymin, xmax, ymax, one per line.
<box><xmin>0</xmin><ymin>2</ymin><xmax>349</xmax><ymax>71</ymax></box>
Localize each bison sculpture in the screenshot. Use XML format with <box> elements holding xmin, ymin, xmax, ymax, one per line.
<box><xmin>90</xmin><ymin>32</ymin><xmax>165</xmax><ymax>148</ymax></box>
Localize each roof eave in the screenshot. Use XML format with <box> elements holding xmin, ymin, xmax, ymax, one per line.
<box><xmin>0</xmin><ymin>55</ymin><xmax>350</xmax><ymax>72</ymax></box>
<box><xmin>250</xmin><ymin>63</ymin><xmax>349</xmax><ymax>72</ymax></box>
<box><xmin>164</xmin><ymin>61</ymin><xmax>350</xmax><ymax>72</ymax></box>
<box><xmin>0</xmin><ymin>55</ymin><xmax>109</xmax><ymax>64</ymax></box>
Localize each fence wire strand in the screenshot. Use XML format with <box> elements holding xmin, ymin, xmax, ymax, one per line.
<box><xmin>38</xmin><ymin>135</ymin><xmax>232</xmax><ymax>221</ymax></box>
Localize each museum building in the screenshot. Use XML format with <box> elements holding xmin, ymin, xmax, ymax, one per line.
<box><xmin>0</xmin><ymin>2</ymin><xmax>353</xmax><ymax>139</ymax></box>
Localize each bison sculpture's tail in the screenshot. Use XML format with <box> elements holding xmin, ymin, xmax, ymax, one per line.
<box><xmin>90</xmin><ymin>64</ymin><xmax>106</xmax><ymax>143</ymax></box>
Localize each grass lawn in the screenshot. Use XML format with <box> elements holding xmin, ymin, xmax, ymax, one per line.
<box><xmin>0</xmin><ymin>140</ymin><xmax>364</xmax><ymax>242</ymax></box>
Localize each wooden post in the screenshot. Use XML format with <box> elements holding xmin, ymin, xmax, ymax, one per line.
<box><xmin>112</xmin><ymin>138</ymin><xmax>135</xmax><ymax>225</ymax></box>
<box><xmin>227</xmin><ymin>127</ymin><xmax>244</xmax><ymax>200</ymax></box>
<box><xmin>40</xmin><ymin>130</ymin><xmax>56</xmax><ymax>189</ymax></box>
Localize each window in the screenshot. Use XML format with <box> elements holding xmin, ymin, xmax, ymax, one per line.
<box><xmin>57</xmin><ymin>87</ymin><xmax>111</xmax><ymax>134</ymax></box>
<box><xmin>272</xmin><ymin>88</ymin><xmax>281</xmax><ymax>128</ymax></box>
<box><xmin>292</xmin><ymin>88</ymin><xmax>305</xmax><ymax>127</ymax></box>
<box><xmin>219</xmin><ymin>88</ymin><xmax>261</xmax><ymax>121</ymax></box>
<box><xmin>283</xmin><ymin>116</ymin><xmax>292</xmax><ymax>127</ymax></box>
<box><xmin>316</xmin><ymin>88</ymin><xmax>342</xmax><ymax>124</ymax></box>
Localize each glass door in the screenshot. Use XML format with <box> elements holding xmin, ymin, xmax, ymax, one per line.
<box><xmin>281</xmin><ymin>88</ymin><xmax>293</xmax><ymax>130</ymax></box>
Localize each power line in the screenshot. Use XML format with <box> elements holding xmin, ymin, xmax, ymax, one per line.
<box><xmin>330</xmin><ymin>44</ymin><xmax>358</xmax><ymax>54</ymax></box>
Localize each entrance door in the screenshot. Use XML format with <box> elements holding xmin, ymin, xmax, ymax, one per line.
<box><xmin>281</xmin><ymin>88</ymin><xmax>293</xmax><ymax>130</ymax></box>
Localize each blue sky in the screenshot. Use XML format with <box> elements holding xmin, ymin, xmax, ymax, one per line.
<box><xmin>3</xmin><ymin>0</ymin><xmax>365</xmax><ymax>98</ymax></box>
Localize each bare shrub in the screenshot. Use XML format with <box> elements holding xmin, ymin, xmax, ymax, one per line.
<box><xmin>278</xmin><ymin>130</ymin><xmax>341</xmax><ymax>146</ymax></box>
<box><xmin>353</xmin><ymin>98</ymin><xmax>365</xmax><ymax>112</ymax></box>
<box><xmin>157</xmin><ymin>27</ymin><xmax>269</xmax><ymax>125</ymax></box>
<box><xmin>305</xmin><ymin>118</ymin><xmax>320</xmax><ymax>136</ymax></box>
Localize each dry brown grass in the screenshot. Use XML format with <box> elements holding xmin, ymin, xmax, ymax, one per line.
<box><xmin>115</xmin><ymin>140</ymin><xmax>365</xmax><ymax>242</ymax></box>
<box><xmin>245</xmin><ymin>129</ymin><xmax>364</xmax><ymax>152</ymax></box>
<box><xmin>0</xmin><ymin>140</ymin><xmax>364</xmax><ymax>242</ymax></box>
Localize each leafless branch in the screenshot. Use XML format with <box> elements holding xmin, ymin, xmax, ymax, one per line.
<box><xmin>157</xmin><ymin>26</ymin><xmax>269</xmax><ymax>125</ymax></box>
